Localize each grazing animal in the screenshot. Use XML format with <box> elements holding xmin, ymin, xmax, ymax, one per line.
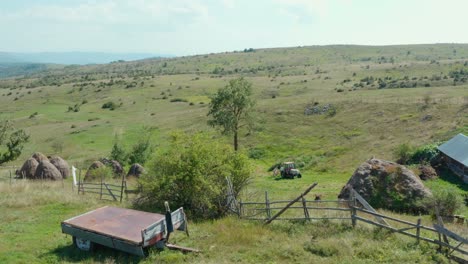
<box><xmin>314</xmin><ymin>194</ymin><xmax>322</xmax><ymax>201</ymax></box>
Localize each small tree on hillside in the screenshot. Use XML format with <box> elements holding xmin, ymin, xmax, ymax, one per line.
<box><xmin>0</xmin><ymin>120</ymin><xmax>29</xmax><ymax>165</ymax></box>
<box><xmin>207</xmin><ymin>77</ymin><xmax>255</xmax><ymax>151</ymax></box>
<box><xmin>136</xmin><ymin>132</ymin><xmax>251</xmax><ymax>219</ymax></box>
<box><xmin>110</xmin><ymin>135</ymin><xmax>128</xmax><ymax>165</ymax></box>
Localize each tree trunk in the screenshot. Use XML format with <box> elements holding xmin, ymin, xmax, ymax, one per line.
<box><xmin>234</xmin><ymin>130</ymin><xmax>238</xmax><ymax>151</ymax></box>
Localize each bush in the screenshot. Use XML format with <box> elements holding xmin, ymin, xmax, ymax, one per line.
<box><xmin>169</xmin><ymin>98</ymin><xmax>188</xmax><ymax>103</ymax></box>
<box><xmin>248</xmin><ymin>148</ymin><xmax>266</xmax><ymax>159</ymax></box>
<box><xmin>409</xmin><ymin>143</ymin><xmax>439</xmax><ymax>164</ymax></box>
<box><xmin>136</xmin><ymin>132</ymin><xmax>252</xmax><ymax>219</ymax></box>
<box><xmin>102</xmin><ymin>101</ymin><xmax>117</xmax><ymax>110</ymax></box>
<box><xmin>393</xmin><ymin>143</ymin><xmax>413</xmax><ymax>164</ymax></box>
<box><xmin>110</xmin><ymin>139</ymin><xmax>128</xmax><ymax>165</ymax></box>
<box><xmin>424</xmin><ymin>187</ymin><xmax>463</xmax><ymax>218</ymax></box>
<box><xmin>128</xmin><ymin>135</ymin><xmax>153</xmax><ymax>166</ymax></box>
<box><xmin>85</xmin><ymin>166</ymin><xmax>113</xmax><ymax>181</ymax></box>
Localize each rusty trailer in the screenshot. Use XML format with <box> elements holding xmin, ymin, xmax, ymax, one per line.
<box><xmin>61</xmin><ymin>205</ymin><xmax>187</xmax><ymax>256</ymax></box>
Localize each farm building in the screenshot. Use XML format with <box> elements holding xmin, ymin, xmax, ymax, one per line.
<box><xmin>437</xmin><ymin>133</ymin><xmax>468</xmax><ymax>183</ymax></box>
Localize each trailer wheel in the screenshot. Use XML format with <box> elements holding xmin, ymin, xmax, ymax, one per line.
<box><xmin>73</xmin><ymin>236</ymin><xmax>95</xmax><ymax>252</ymax></box>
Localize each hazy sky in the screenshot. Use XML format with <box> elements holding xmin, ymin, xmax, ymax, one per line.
<box><xmin>1</xmin><ymin>0</ymin><xmax>467</xmax><ymax>56</ymax></box>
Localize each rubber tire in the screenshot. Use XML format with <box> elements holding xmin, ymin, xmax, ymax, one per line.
<box><xmin>297</xmin><ymin>174</ymin><xmax>302</xmax><ymax>178</ymax></box>
<box><xmin>73</xmin><ymin>236</ymin><xmax>95</xmax><ymax>252</ymax></box>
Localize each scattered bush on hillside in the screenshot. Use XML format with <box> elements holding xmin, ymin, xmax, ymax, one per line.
<box><xmin>110</xmin><ymin>137</ymin><xmax>128</xmax><ymax>166</ymax></box>
<box><xmin>422</xmin><ymin>187</ymin><xmax>463</xmax><ymax>218</ymax></box>
<box><xmin>393</xmin><ymin>143</ymin><xmax>413</xmax><ymax>164</ymax></box>
<box><xmin>67</xmin><ymin>104</ymin><xmax>80</xmax><ymax>112</ymax></box>
<box><xmin>394</xmin><ymin>143</ymin><xmax>439</xmax><ymax>165</ymax></box>
<box><xmin>29</xmin><ymin>112</ymin><xmax>38</xmax><ymax>119</ymax></box>
<box><xmin>102</xmin><ymin>101</ymin><xmax>118</xmax><ymax>110</ymax></box>
<box><xmin>170</xmin><ymin>98</ymin><xmax>188</xmax><ymax>103</ymax></box>
<box><xmin>248</xmin><ymin>147</ymin><xmax>266</xmax><ymax>159</ymax></box>
<box><xmin>135</xmin><ymin>132</ymin><xmax>252</xmax><ymax>219</ymax></box>
<box><xmin>128</xmin><ymin>136</ymin><xmax>153</xmax><ymax>165</ymax></box>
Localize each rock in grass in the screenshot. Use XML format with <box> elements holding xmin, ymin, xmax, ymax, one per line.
<box><xmin>338</xmin><ymin>158</ymin><xmax>431</xmax><ymax>212</ymax></box>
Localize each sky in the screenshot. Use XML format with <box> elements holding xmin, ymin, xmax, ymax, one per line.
<box><xmin>1</xmin><ymin>0</ymin><xmax>468</xmax><ymax>56</ymax></box>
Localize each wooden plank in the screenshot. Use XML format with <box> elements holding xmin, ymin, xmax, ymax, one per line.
<box><xmin>433</xmin><ymin>224</ymin><xmax>468</xmax><ymax>244</ymax></box>
<box><xmin>245</xmin><ymin>217</ymin><xmax>350</xmax><ymax>221</ymax></box>
<box><xmin>264</xmin><ymin>183</ymin><xmax>318</xmax><ymax>225</ymax></box>
<box><xmin>104</xmin><ymin>183</ymin><xmax>117</xmax><ymax>201</ymax></box>
<box><xmin>353</xmin><ymin>207</ymin><xmax>436</xmax><ymax>231</ymax></box>
<box><xmin>166</xmin><ymin>243</ymin><xmax>200</xmax><ymax>253</ymax></box>
<box><xmin>351</xmin><ymin>189</ymin><xmax>389</xmax><ymax>226</ymax></box>
<box><xmin>355</xmin><ymin>216</ymin><xmax>468</xmax><ymax>255</ymax></box>
<box><xmin>252</xmin><ymin>206</ymin><xmax>351</xmax><ymax>211</ymax></box>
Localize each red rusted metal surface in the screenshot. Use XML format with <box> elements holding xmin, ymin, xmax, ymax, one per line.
<box><xmin>62</xmin><ymin>206</ymin><xmax>164</xmax><ymax>244</ymax></box>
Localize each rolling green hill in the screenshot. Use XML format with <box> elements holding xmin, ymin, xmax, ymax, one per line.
<box><xmin>1</xmin><ymin>44</ymin><xmax>466</xmax><ymax>172</ymax></box>
<box><xmin>0</xmin><ymin>44</ymin><xmax>467</xmax><ymax>263</ymax></box>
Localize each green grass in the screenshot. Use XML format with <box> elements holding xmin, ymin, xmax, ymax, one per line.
<box><xmin>0</xmin><ymin>44</ymin><xmax>467</xmax><ymax>263</ymax></box>
<box><xmin>0</xmin><ymin>180</ymin><xmax>463</xmax><ymax>264</ymax></box>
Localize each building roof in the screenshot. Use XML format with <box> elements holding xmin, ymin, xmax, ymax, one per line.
<box><xmin>438</xmin><ymin>133</ymin><xmax>468</xmax><ymax>167</ymax></box>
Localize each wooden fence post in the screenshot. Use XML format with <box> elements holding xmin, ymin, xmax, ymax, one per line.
<box><xmin>78</xmin><ymin>169</ymin><xmax>82</xmax><ymax>195</ymax></box>
<box><xmin>265</xmin><ymin>191</ymin><xmax>271</xmax><ymax>221</ymax></box>
<box><xmin>416</xmin><ymin>218</ymin><xmax>421</xmax><ymax>244</ymax></box>
<box><xmin>239</xmin><ymin>199</ymin><xmax>243</xmax><ymax>218</ymax></box>
<box><xmin>350</xmin><ymin>190</ymin><xmax>356</xmax><ymax>227</ymax></box>
<box><xmin>302</xmin><ymin>196</ymin><xmax>310</xmax><ymax>220</ymax></box>
<box><xmin>100</xmin><ymin>174</ymin><xmax>103</xmax><ymax>200</ymax></box>
<box><xmin>120</xmin><ymin>174</ymin><xmax>125</xmax><ymax>203</ymax></box>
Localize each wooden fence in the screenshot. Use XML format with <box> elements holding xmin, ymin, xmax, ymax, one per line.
<box><xmin>237</xmin><ymin>184</ymin><xmax>467</xmax><ymax>261</ymax></box>
<box><xmin>77</xmin><ymin>181</ymin><xmax>125</xmax><ymax>202</ymax></box>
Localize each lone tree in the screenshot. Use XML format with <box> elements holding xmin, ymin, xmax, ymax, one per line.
<box><xmin>0</xmin><ymin>120</ymin><xmax>29</xmax><ymax>165</ymax></box>
<box><xmin>208</xmin><ymin>77</ymin><xmax>255</xmax><ymax>151</ymax></box>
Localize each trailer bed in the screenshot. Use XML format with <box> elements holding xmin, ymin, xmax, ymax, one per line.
<box><xmin>62</xmin><ymin>206</ymin><xmax>165</xmax><ymax>245</ymax></box>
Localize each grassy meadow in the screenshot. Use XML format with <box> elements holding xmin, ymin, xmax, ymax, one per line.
<box><xmin>0</xmin><ymin>44</ymin><xmax>467</xmax><ymax>263</ymax></box>
<box><xmin>0</xmin><ymin>180</ymin><xmax>465</xmax><ymax>264</ymax></box>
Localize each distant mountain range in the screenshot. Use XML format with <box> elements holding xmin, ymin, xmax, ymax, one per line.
<box><xmin>0</xmin><ymin>52</ymin><xmax>168</xmax><ymax>65</ymax></box>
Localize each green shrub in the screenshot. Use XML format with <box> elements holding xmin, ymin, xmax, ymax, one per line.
<box><xmin>424</xmin><ymin>187</ymin><xmax>463</xmax><ymax>217</ymax></box>
<box><xmin>128</xmin><ymin>136</ymin><xmax>153</xmax><ymax>165</ymax></box>
<box><xmin>102</xmin><ymin>101</ymin><xmax>117</xmax><ymax>110</ymax></box>
<box><xmin>169</xmin><ymin>98</ymin><xmax>188</xmax><ymax>103</ymax></box>
<box><xmin>248</xmin><ymin>147</ymin><xmax>266</xmax><ymax>159</ymax></box>
<box><xmin>85</xmin><ymin>166</ymin><xmax>113</xmax><ymax>181</ymax></box>
<box><xmin>409</xmin><ymin>143</ymin><xmax>439</xmax><ymax>164</ymax></box>
<box><xmin>110</xmin><ymin>138</ymin><xmax>128</xmax><ymax>165</ymax></box>
<box><xmin>136</xmin><ymin>132</ymin><xmax>252</xmax><ymax>219</ymax></box>
<box><xmin>393</xmin><ymin>143</ymin><xmax>413</xmax><ymax>164</ymax></box>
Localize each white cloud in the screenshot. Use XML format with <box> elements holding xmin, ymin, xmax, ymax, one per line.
<box><xmin>2</xmin><ymin>0</ymin><xmax>211</xmax><ymax>27</ymax></box>
<box><xmin>222</xmin><ymin>0</ymin><xmax>235</xmax><ymax>9</ymax></box>
<box><xmin>275</xmin><ymin>0</ymin><xmax>330</xmax><ymax>18</ymax></box>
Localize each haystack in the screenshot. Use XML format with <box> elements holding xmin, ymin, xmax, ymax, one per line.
<box><xmin>49</xmin><ymin>156</ymin><xmax>70</xmax><ymax>179</ymax></box>
<box><xmin>34</xmin><ymin>160</ymin><xmax>63</xmax><ymax>180</ymax></box>
<box><xmin>127</xmin><ymin>163</ymin><xmax>145</xmax><ymax>177</ymax></box>
<box><xmin>110</xmin><ymin>160</ymin><xmax>124</xmax><ymax>175</ymax></box>
<box><xmin>32</xmin><ymin>152</ymin><xmax>49</xmax><ymax>163</ymax></box>
<box><xmin>18</xmin><ymin>158</ymin><xmax>39</xmax><ymax>179</ymax></box>
<box><xmin>100</xmin><ymin>158</ymin><xmax>124</xmax><ymax>176</ymax></box>
<box><xmin>85</xmin><ymin>161</ymin><xmax>105</xmax><ymax>181</ymax></box>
